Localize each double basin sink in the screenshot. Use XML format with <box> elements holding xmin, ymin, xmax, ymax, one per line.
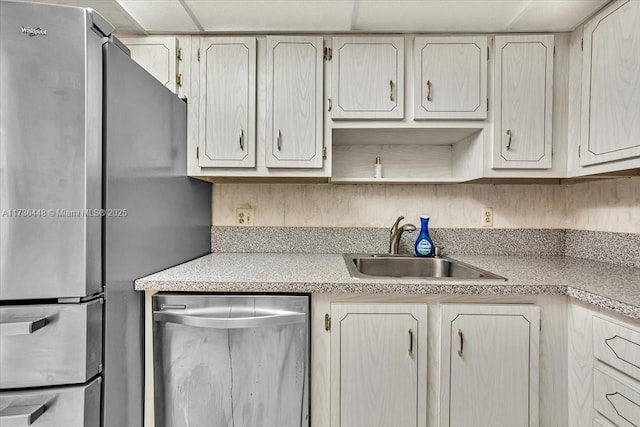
<box><xmin>343</xmin><ymin>254</ymin><xmax>506</xmax><ymax>280</ymax></box>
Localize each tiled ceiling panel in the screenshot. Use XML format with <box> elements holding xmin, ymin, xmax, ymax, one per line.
<box><xmin>4</xmin><ymin>0</ymin><xmax>612</xmax><ymax>34</ymax></box>
<box><xmin>184</xmin><ymin>0</ymin><xmax>354</xmax><ymax>32</ymax></box>
<box><xmin>507</xmin><ymin>0</ymin><xmax>609</xmax><ymax>31</ymax></box>
<box><xmin>117</xmin><ymin>0</ymin><xmax>199</xmax><ymax>32</ymax></box>
<box><xmin>354</xmin><ymin>0</ymin><xmax>528</xmax><ymax>32</ymax></box>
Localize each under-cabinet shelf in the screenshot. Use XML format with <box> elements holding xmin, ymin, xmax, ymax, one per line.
<box><xmin>331</xmin><ymin>127</ymin><xmax>484</xmax><ymax>183</ymax></box>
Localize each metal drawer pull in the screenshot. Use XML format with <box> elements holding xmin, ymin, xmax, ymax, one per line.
<box><xmin>389</xmin><ymin>80</ymin><xmax>395</xmax><ymax>101</ymax></box>
<box><xmin>0</xmin><ymin>317</ymin><xmax>47</xmax><ymax>336</ymax></box>
<box><xmin>458</xmin><ymin>329</ymin><xmax>464</xmax><ymax>357</ymax></box>
<box><xmin>239</xmin><ymin>129</ymin><xmax>244</xmax><ymax>151</ymax></box>
<box><xmin>0</xmin><ymin>404</ymin><xmax>45</xmax><ymax>425</ymax></box>
<box><xmin>154</xmin><ymin>309</ymin><xmax>305</xmax><ymax>329</ymax></box>
<box><xmin>408</xmin><ymin>329</ymin><xmax>414</xmax><ymax>355</ymax></box>
<box><xmin>277</xmin><ymin>130</ymin><xmax>282</xmax><ymax>151</ymax></box>
<box><xmin>426</xmin><ymin>80</ymin><xmax>432</xmax><ymax>101</ymax></box>
<box><xmin>506</xmin><ymin>129</ymin><xmax>513</xmax><ymax>151</ymax></box>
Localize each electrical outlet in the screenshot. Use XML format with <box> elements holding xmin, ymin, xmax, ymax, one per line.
<box><xmin>482</xmin><ymin>207</ymin><xmax>493</xmax><ymax>227</ymax></box>
<box><xmin>236</xmin><ymin>208</ymin><xmax>254</xmax><ymax>226</ymax></box>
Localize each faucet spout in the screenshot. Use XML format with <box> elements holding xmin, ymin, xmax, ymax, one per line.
<box><xmin>389</xmin><ymin>217</ymin><xmax>416</xmax><ymax>255</ymax></box>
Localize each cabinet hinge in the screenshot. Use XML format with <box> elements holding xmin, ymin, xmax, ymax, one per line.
<box><xmin>581</xmin><ymin>38</ymin><xmax>583</xmax><ymax>51</ymax></box>
<box><xmin>176</xmin><ymin>73</ymin><xmax>183</xmax><ymax>87</ymax></box>
<box><xmin>324</xmin><ymin>313</ymin><xmax>331</xmax><ymax>331</ymax></box>
<box><xmin>196</xmin><ymin>146</ymin><xmax>199</xmax><ymax>159</ymax></box>
<box><xmin>177</xmin><ymin>47</ymin><xmax>183</xmax><ymax>61</ymax></box>
<box><xmin>327</xmin><ymin>98</ymin><xmax>332</xmax><ymax>112</ymax></box>
<box><xmin>322</xmin><ymin>146</ymin><xmax>327</xmax><ymax>160</ymax></box>
<box><xmin>324</xmin><ymin>47</ymin><xmax>332</xmax><ymax>61</ymax></box>
<box><xmin>197</xmin><ymin>48</ymin><xmax>201</xmax><ymax>62</ymax></box>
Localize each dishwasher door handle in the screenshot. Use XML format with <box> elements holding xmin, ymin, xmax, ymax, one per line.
<box><xmin>153</xmin><ymin>310</ymin><xmax>306</xmax><ymax>329</ymax></box>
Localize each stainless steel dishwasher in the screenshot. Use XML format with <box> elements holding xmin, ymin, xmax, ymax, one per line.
<box><xmin>153</xmin><ymin>294</ymin><xmax>310</xmax><ymax>427</ymax></box>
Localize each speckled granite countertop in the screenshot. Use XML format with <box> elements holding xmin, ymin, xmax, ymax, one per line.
<box><xmin>135</xmin><ymin>253</ymin><xmax>640</xmax><ymax>319</ymax></box>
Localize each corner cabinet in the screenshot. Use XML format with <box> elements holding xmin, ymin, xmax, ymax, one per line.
<box><xmin>440</xmin><ymin>304</ymin><xmax>540</xmax><ymax>427</ymax></box>
<box><xmin>198</xmin><ymin>37</ymin><xmax>256</xmax><ymax>168</ymax></box>
<box><xmin>266</xmin><ymin>36</ymin><xmax>324</xmax><ymax>169</ymax></box>
<box><xmin>331</xmin><ymin>37</ymin><xmax>404</xmax><ymax>120</ymax></box>
<box><xmin>330</xmin><ymin>303</ymin><xmax>428</xmax><ymax>427</ymax></box>
<box><xmin>493</xmin><ymin>35</ymin><xmax>554</xmax><ymax>169</ymax></box>
<box><xmin>119</xmin><ymin>37</ymin><xmax>182</xmax><ymax>95</ymax></box>
<box><xmin>580</xmin><ymin>0</ymin><xmax>640</xmax><ymax>166</ymax></box>
<box><xmin>414</xmin><ymin>36</ymin><xmax>488</xmax><ymax>120</ymax></box>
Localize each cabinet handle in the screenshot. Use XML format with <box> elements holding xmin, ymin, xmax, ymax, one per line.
<box><xmin>176</xmin><ymin>73</ymin><xmax>183</xmax><ymax>88</ymax></box>
<box><xmin>457</xmin><ymin>329</ymin><xmax>464</xmax><ymax>357</ymax></box>
<box><xmin>408</xmin><ymin>329</ymin><xmax>414</xmax><ymax>355</ymax></box>
<box><xmin>506</xmin><ymin>129</ymin><xmax>513</xmax><ymax>151</ymax></box>
<box><xmin>389</xmin><ymin>80</ymin><xmax>395</xmax><ymax>102</ymax></box>
<box><xmin>277</xmin><ymin>130</ymin><xmax>282</xmax><ymax>151</ymax></box>
<box><xmin>426</xmin><ymin>80</ymin><xmax>432</xmax><ymax>101</ymax></box>
<box><xmin>239</xmin><ymin>129</ymin><xmax>244</xmax><ymax>151</ymax></box>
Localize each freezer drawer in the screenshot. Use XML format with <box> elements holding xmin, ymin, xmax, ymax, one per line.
<box><xmin>153</xmin><ymin>294</ymin><xmax>310</xmax><ymax>427</ymax></box>
<box><xmin>0</xmin><ymin>299</ymin><xmax>103</xmax><ymax>389</ymax></box>
<box><xmin>0</xmin><ymin>377</ymin><xmax>101</xmax><ymax>427</ymax></box>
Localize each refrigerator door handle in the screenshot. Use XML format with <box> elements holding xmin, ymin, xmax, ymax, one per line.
<box><xmin>0</xmin><ymin>317</ymin><xmax>48</xmax><ymax>336</ymax></box>
<box><xmin>0</xmin><ymin>403</ymin><xmax>46</xmax><ymax>425</ymax></box>
<box><xmin>153</xmin><ymin>309</ymin><xmax>306</xmax><ymax>329</ymax></box>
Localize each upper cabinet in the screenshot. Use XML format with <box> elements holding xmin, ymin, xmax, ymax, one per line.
<box><xmin>120</xmin><ymin>37</ymin><xmax>182</xmax><ymax>95</ymax></box>
<box><xmin>266</xmin><ymin>36</ymin><xmax>324</xmax><ymax>169</ymax></box>
<box><xmin>414</xmin><ymin>36</ymin><xmax>487</xmax><ymax>120</ymax></box>
<box><xmin>331</xmin><ymin>37</ymin><xmax>404</xmax><ymax>119</ymax></box>
<box><xmin>580</xmin><ymin>0</ymin><xmax>640</xmax><ymax>167</ymax></box>
<box><xmin>493</xmin><ymin>35</ymin><xmax>554</xmax><ymax>169</ymax></box>
<box><xmin>198</xmin><ymin>37</ymin><xmax>256</xmax><ymax>168</ymax></box>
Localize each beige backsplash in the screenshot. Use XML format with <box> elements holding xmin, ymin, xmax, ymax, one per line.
<box><xmin>212</xmin><ymin>176</ymin><xmax>639</xmax><ymax>233</ymax></box>
<box><xmin>565</xmin><ymin>176</ymin><xmax>640</xmax><ymax>233</ymax></box>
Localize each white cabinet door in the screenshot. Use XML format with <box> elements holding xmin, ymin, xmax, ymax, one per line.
<box><xmin>493</xmin><ymin>35</ymin><xmax>554</xmax><ymax>169</ymax></box>
<box><xmin>266</xmin><ymin>36</ymin><xmax>324</xmax><ymax>169</ymax></box>
<box><xmin>440</xmin><ymin>304</ymin><xmax>540</xmax><ymax>427</ymax></box>
<box><xmin>331</xmin><ymin>37</ymin><xmax>404</xmax><ymax>119</ymax></box>
<box><xmin>414</xmin><ymin>36</ymin><xmax>487</xmax><ymax>119</ymax></box>
<box><xmin>330</xmin><ymin>303</ymin><xmax>427</xmax><ymax>427</ymax></box>
<box><xmin>198</xmin><ymin>37</ymin><xmax>256</xmax><ymax>168</ymax></box>
<box><xmin>581</xmin><ymin>0</ymin><xmax>640</xmax><ymax>166</ymax></box>
<box><xmin>120</xmin><ymin>37</ymin><xmax>180</xmax><ymax>94</ymax></box>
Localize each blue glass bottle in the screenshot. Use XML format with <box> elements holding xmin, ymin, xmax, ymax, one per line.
<box><xmin>414</xmin><ymin>216</ymin><xmax>435</xmax><ymax>257</ymax></box>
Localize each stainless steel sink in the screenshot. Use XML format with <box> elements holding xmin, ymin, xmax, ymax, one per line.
<box><xmin>343</xmin><ymin>254</ymin><xmax>506</xmax><ymax>280</ymax></box>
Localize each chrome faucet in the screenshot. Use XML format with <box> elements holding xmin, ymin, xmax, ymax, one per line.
<box><xmin>389</xmin><ymin>216</ymin><xmax>416</xmax><ymax>255</ymax></box>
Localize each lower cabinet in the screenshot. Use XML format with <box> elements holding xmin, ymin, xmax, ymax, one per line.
<box><xmin>329</xmin><ymin>303</ymin><xmax>428</xmax><ymax>427</ymax></box>
<box><xmin>440</xmin><ymin>304</ymin><xmax>540</xmax><ymax>427</ymax></box>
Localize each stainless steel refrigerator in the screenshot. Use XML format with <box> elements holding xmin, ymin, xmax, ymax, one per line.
<box><xmin>0</xmin><ymin>2</ymin><xmax>211</xmax><ymax>426</ymax></box>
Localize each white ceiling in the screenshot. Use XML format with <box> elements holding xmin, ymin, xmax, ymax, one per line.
<box><xmin>8</xmin><ymin>0</ymin><xmax>610</xmax><ymax>34</ymax></box>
